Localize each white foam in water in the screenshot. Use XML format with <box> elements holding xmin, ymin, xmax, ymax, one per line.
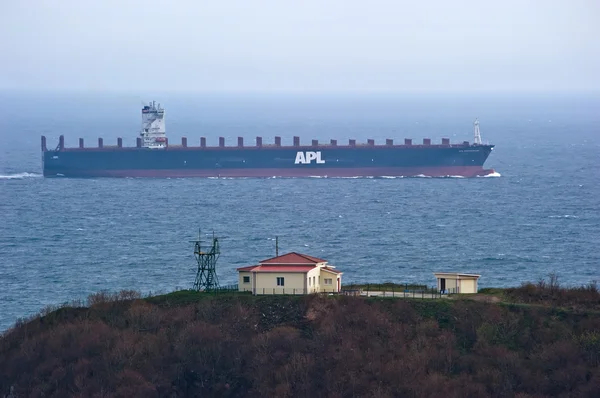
<box><xmin>0</xmin><ymin>172</ymin><xmax>503</xmax><ymax>180</ymax></box>
<box><xmin>480</xmin><ymin>171</ymin><xmax>502</xmax><ymax>178</ymax></box>
<box><xmin>0</xmin><ymin>172</ymin><xmax>42</xmax><ymax>180</ymax></box>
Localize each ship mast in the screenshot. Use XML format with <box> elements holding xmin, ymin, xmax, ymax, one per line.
<box><xmin>473</xmin><ymin>118</ymin><xmax>482</xmax><ymax>145</ymax></box>
<box><xmin>140</xmin><ymin>101</ymin><xmax>167</xmax><ymax>149</ymax></box>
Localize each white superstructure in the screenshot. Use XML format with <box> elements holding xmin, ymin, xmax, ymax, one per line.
<box><xmin>473</xmin><ymin>118</ymin><xmax>482</xmax><ymax>145</ymax></box>
<box><xmin>140</xmin><ymin>101</ymin><xmax>166</xmax><ymax>148</ymax></box>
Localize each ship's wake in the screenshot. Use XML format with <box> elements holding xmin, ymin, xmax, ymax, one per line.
<box><xmin>201</xmin><ymin>173</ymin><xmax>503</xmax><ymax>180</ymax></box>
<box><xmin>478</xmin><ymin>171</ymin><xmax>502</xmax><ymax>178</ymax></box>
<box><xmin>0</xmin><ymin>172</ymin><xmax>42</xmax><ymax>180</ymax></box>
<box><xmin>266</xmin><ymin>174</ymin><xmax>501</xmax><ymax>179</ymax></box>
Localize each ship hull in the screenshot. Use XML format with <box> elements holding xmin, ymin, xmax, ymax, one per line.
<box><xmin>42</xmin><ymin>144</ymin><xmax>495</xmax><ymax>178</ymax></box>
<box><xmin>42</xmin><ymin>166</ymin><xmax>494</xmax><ymax>178</ymax></box>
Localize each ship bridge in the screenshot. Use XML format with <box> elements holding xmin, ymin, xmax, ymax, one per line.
<box><xmin>140</xmin><ymin>101</ymin><xmax>166</xmax><ymax>149</ymax></box>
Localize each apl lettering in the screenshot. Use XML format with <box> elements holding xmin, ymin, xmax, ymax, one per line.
<box><xmin>294</xmin><ymin>151</ymin><xmax>326</xmax><ymax>164</ymax></box>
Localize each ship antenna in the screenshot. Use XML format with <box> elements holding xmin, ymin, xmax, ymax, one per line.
<box><xmin>473</xmin><ymin>118</ymin><xmax>482</xmax><ymax>145</ymax></box>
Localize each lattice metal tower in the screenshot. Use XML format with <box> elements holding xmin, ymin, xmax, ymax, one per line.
<box><xmin>191</xmin><ymin>230</ymin><xmax>221</xmax><ymax>292</ymax></box>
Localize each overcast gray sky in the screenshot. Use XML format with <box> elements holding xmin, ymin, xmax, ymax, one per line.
<box><xmin>2</xmin><ymin>0</ymin><xmax>599</xmax><ymax>93</ymax></box>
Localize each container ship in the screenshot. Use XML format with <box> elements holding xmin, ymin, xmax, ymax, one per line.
<box><xmin>41</xmin><ymin>101</ymin><xmax>495</xmax><ymax>178</ymax></box>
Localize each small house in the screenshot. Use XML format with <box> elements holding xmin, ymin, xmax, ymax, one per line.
<box><xmin>237</xmin><ymin>252</ymin><xmax>343</xmax><ymax>295</ymax></box>
<box><xmin>433</xmin><ymin>272</ymin><xmax>481</xmax><ymax>294</ymax></box>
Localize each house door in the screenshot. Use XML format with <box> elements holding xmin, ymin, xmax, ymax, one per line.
<box><xmin>440</xmin><ymin>278</ymin><xmax>446</xmax><ymax>292</ymax></box>
<box><xmin>337</xmin><ymin>278</ymin><xmax>340</xmax><ymax>292</ymax></box>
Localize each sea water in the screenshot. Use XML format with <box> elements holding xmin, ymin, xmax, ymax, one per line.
<box><xmin>1</xmin><ymin>91</ymin><xmax>599</xmax><ymax>331</ymax></box>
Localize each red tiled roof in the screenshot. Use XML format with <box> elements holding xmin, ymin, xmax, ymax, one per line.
<box><xmin>250</xmin><ymin>265</ymin><xmax>316</xmax><ymax>273</ymax></box>
<box><xmin>302</xmin><ymin>253</ymin><xmax>328</xmax><ymax>263</ymax></box>
<box><xmin>321</xmin><ymin>266</ymin><xmax>342</xmax><ymax>274</ymax></box>
<box><xmin>236</xmin><ymin>265</ymin><xmax>259</xmax><ymax>272</ymax></box>
<box><xmin>259</xmin><ymin>252</ymin><xmax>327</xmax><ymax>265</ymax></box>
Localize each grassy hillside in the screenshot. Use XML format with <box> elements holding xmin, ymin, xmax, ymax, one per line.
<box><xmin>1</xmin><ymin>279</ymin><xmax>599</xmax><ymax>397</ymax></box>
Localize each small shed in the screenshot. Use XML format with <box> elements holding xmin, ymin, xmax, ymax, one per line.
<box><xmin>433</xmin><ymin>272</ymin><xmax>481</xmax><ymax>294</ymax></box>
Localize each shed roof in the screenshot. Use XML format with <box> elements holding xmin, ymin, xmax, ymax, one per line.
<box><xmin>433</xmin><ymin>272</ymin><xmax>481</xmax><ymax>278</ymax></box>
<box><xmin>259</xmin><ymin>252</ymin><xmax>327</xmax><ymax>265</ymax></box>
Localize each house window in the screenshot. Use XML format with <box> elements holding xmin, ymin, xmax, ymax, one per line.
<box><xmin>324</xmin><ymin>278</ymin><xmax>332</xmax><ymax>285</ymax></box>
<box><xmin>243</xmin><ymin>276</ymin><xmax>250</xmax><ymax>283</ymax></box>
<box><xmin>308</xmin><ymin>277</ymin><xmax>311</xmax><ymax>286</ymax></box>
<box><xmin>277</xmin><ymin>277</ymin><xmax>285</xmax><ymax>286</ymax></box>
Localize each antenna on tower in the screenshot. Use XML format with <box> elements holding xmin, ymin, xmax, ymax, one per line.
<box><xmin>190</xmin><ymin>229</ymin><xmax>221</xmax><ymax>292</ymax></box>
<box><xmin>473</xmin><ymin>118</ymin><xmax>482</xmax><ymax>145</ymax></box>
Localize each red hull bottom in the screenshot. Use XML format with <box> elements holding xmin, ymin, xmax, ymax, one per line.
<box><xmin>45</xmin><ymin>166</ymin><xmax>496</xmax><ymax>178</ymax></box>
